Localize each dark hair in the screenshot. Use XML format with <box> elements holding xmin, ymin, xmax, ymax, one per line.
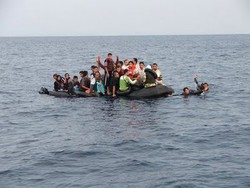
<box><xmin>113</xmin><ymin>71</ymin><xmax>119</xmax><ymax>76</ymax></box>
<box><xmin>118</xmin><ymin>61</ymin><xmax>123</xmax><ymax>66</ymax></box>
<box><xmin>124</xmin><ymin>59</ymin><xmax>128</xmax><ymax>63</ymax></box>
<box><xmin>53</xmin><ymin>74</ymin><xmax>58</xmax><ymax>77</ymax></box>
<box><xmin>91</xmin><ymin>65</ymin><xmax>96</xmax><ymax>69</ymax></box>
<box><xmin>79</xmin><ymin>71</ymin><xmax>84</xmax><ymax>75</ymax></box>
<box><xmin>82</xmin><ymin>71</ymin><xmax>88</xmax><ymax>77</ymax></box>
<box><xmin>139</xmin><ymin>62</ymin><xmax>144</xmax><ymax>65</ymax></box>
<box><xmin>183</xmin><ymin>87</ymin><xmax>189</xmax><ymax>92</ymax></box>
<box><xmin>73</xmin><ymin>76</ymin><xmax>78</xmax><ymax>79</ymax></box>
<box><xmin>153</xmin><ymin>63</ymin><xmax>158</xmax><ymax>66</ymax></box>
<box><xmin>65</xmin><ymin>73</ymin><xmax>69</xmax><ymax>77</ymax></box>
<box><xmin>133</xmin><ymin>58</ymin><xmax>138</xmax><ymax>63</ymax></box>
<box><xmin>201</xmin><ymin>83</ymin><xmax>209</xmax><ymax>90</ymax></box>
<box><xmin>124</xmin><ymin>69</ymin><xmax>129</xmax><ymax>74</ymax></box>
<box><xmin>108</xmin><ymin>53</ymin><xmax>112</xmax><ymax>56</ymax></box>
<box><xmin>129</xmin><ymin>61</ymin><xmax>133</xmax><ymax>65</ymax></box>
<box><xmin>133</xmin><ymin>73</ymin><xmax>139</xmax><ymax>78</ymax></box>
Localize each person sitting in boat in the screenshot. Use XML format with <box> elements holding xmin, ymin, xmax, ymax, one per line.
<box><xmin>95</xmin><ymin>71</ymin><xmax>105</xmax><ymax>95</ymax></box>
<box><xmin>68</xmin><ymin>76</ymin><xmax>80</xmax><ymax>95</ymax></box>
<box><xmin>144</xmin><ymin>67</ymin><xmax>158</xmax><ymax>88</ymax></box>
<box><xmin>79</xmin><ymin>71</ymin><xmax>90</xmax><ymax>93</ymax></box>
<box><xmin>54</xmin><ymin>75</ymin><xmax>64</xmax><ymax>91</ymax></box>
<box><xmin>194</xmin><ymin>75</ymin><xmax>209</xmax><ymax>92</ymax></box>
<box><xmin>122</xmin><ymin>59</ymin><xmax>129</xmax><ymax>70</ymax></box>
<box><xmin>110</xmin><ymin>71</ymin><xmax>120</xmax><ymax>97</ymax></box>
<box><xmin>132</xmin><ymin>58</ymin><xmax>139</xmax><ymax>73</ymax></box>
<box><xmin>152</xmin><ymin>63</ymin><xmax>163</xmax><ymax>85</ymax></box>
<box><xmin>115</xmin><ymin>65</ymin><xmax>124</xmax><ymax>77</ymax></box>
<box><xmin>119</xmin><ymin>69</ymin><xmax>138</xmax><ymax>92</ymax></box>
<box><xmin>128</xmin><ymin>61</ymin><xmax>136</xmax><ymax>78</ymax></box>
<box><xmin>63</xmin><ymin>73</ymin><xmax>71</xmax><ymax>92</ymax></box>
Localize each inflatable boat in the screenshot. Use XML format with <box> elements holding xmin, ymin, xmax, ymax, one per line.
<box><xmin>39</xmin><ymin>85</ymin><xmax>174</xmax><ymax>99</ymax></box>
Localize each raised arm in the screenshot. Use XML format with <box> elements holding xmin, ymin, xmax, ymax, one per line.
<box><xmin>96</xmin><ymin>56</ymin><xmax>105</xmax><ymax>70</ymax></box>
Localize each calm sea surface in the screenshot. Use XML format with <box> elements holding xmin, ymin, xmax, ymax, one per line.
<box><xmin>0</xmin><ymin>35</ymin><xmax>250</xmax><ymax>188</ymax></box>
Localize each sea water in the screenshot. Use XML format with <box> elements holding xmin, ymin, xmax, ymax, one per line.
<box><xmin>0</xmin><ymin>35</ymin><xmax>250</xmax><ymax>187</ymax></box>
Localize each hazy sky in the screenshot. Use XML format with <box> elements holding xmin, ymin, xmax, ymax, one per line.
<box><xmin>0</xmin><ymin>0</ymin><xmax>249</xmax><ymax>36</ymax></box>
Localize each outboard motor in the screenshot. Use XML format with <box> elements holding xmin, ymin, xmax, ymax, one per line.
<box><xmin>39</xmin><ymin>87</ymin><xmax>49</xmax><ymax>94</ymax></box>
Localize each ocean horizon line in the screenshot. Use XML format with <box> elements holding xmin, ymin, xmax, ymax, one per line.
<box><xmin>0</xmin><ymin>33</ymin><xmax>249</xmax><ymax>38</ymax></box>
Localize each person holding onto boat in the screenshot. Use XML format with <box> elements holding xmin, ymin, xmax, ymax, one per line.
<box><xmin>181</xmin><ymin>87</ymin><xmax>202</xmax><ymax>96</ymax></box>
<box><xmin>119</xmin><ymin>69</ymin><xmax>138</xmax><ymax>92</ymax></box>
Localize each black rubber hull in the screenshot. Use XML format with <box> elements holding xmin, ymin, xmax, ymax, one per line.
<box><xmin>127</xmin><ymin>85</ymin><xmax>174</xmax><ymax>98</ymax></box>
<box><xmin>39</xmin><ymin>85</ymin><xmax>174</xmax><ymax>98</ymax></box>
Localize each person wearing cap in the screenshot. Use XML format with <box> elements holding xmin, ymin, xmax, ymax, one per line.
<box><xmin>119</xmin><ymin>69</ymin><xmax>138</xmax><ymax>92</ymax></box>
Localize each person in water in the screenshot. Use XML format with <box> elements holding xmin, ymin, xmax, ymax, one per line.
<box><xmin>79</xmin><ymin>71</ymin><xmax>90</xmax><ymax>93</ymax></box>
<box><xmin>119</xmin><ymin>69</ymin><xmax>138</xmax><ymax>92</ymax></box>
<box><xmin>110</xmin><ymin>71</ymin><xmax>120</xmax><ymax>97</ymax></box>
<box><xmin>181</xmin><ymin>87</ymin><xmax>202</xmax><ymax>96</ymax></box>
<box><xmin>194</xmin><ymin>75</ymin><xmax>209</xmax><ymax>92</ymax></box>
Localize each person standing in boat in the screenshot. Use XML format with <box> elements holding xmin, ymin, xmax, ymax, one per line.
<box><xmin>138</xmin><ymin>62</ymin><xmax>146</xmax><ymax>82</ymax></box>
<box><xmin>104</xmin><ymin>53</ymin><xmax>116</xmax><ymax>95</ymax></box>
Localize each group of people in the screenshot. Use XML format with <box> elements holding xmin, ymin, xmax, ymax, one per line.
<box><xmin>53</xmin><ymin>53</ymin><xmax>165</xmax><ymax>97</ymax></box>
<box><xmin>52</xmin><ymin>53</ymin><xmax>209</xmax><ymax>97</ymax></box>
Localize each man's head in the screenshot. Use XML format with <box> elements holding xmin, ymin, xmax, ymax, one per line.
<box><xmin>124</xmin><ymin>59</ymin><xmax>129</xmax><ymax>66</ymax></box>
<box><xmin>201</xmin><ymin>83</ymin><xmax>209</xmax><ymax>91</ymax></box>
<box><xmin>113</xmin><ymin>71</ymin><xmax>120</xmax><ymax>78</ymax></box>
<box><xmin>79</xmin><ymin>71</ymin><xmax>84</xmax><ymax>78</ymax></box>
<box><xmin>117</xmin><ymin>61</ymin><xmax>123</xmax><ymax>67</ymax></box>
<box><xmin>139</xmin><ymin>62</ymin><xmax>145</xmax><ymax>69</ymax></box>
<box><xmin>57</xmin><ymin>75</ymin><xmax>62</xmax><ymax>81</ymax></box>
<box><xmin>107</xmin><ymin>53</ymin><xmax>112</xmax><ymax>59</ymax></box>
<box><xmin>152</xmin><ymin>63</ymin><xmax>158</xmax><ymax>71</ymax></box>
<box><xmin>183</xmin><ymin>87</ymin><xmax>190</xmax><ymax>95</ymax></box>
<box><xmin>73</xmin><ymin>76</ymin><xmax>78</xmax><ymax>82</ymax></box>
